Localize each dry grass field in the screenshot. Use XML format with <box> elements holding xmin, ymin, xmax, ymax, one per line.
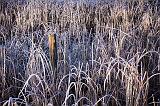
<box><xmin>0</xmin><ymin>0</ymin><xmax>160</xmax><ymax>106</ymax></box>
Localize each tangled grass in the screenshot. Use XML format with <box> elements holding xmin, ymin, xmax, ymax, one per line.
<box><xmin>0</xmin><ymin>0</ymin><xmax>160</xmax><ymax>106</ymax></box>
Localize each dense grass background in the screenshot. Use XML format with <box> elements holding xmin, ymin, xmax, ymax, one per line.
<box><xmin>0</xmin><ymin>0</ymin><xmax>160</xmax><ymax>105</ymax></box>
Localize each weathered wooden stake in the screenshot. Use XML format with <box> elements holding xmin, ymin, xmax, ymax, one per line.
<box><xmin>48</xmin><ymin>33</ymin><xmax>57</xmax><ymax>69</ymax></box>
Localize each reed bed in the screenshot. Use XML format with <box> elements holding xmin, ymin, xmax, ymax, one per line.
<box><xmin>0</xmin><ymin>0</ymin><xmax>160</xmax><ymax>106</ymax></box>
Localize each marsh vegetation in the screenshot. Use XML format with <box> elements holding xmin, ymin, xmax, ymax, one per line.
<box><xmin>0</xmin><ymin>0</ymin><xmax>160</xmax><ymax>105</ymax></box>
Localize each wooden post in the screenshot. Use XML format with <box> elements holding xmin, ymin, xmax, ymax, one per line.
<box><xmin>48</xmin><ymin>33</ymin><xmax>57</xmax><ymax>69</ymax></box>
